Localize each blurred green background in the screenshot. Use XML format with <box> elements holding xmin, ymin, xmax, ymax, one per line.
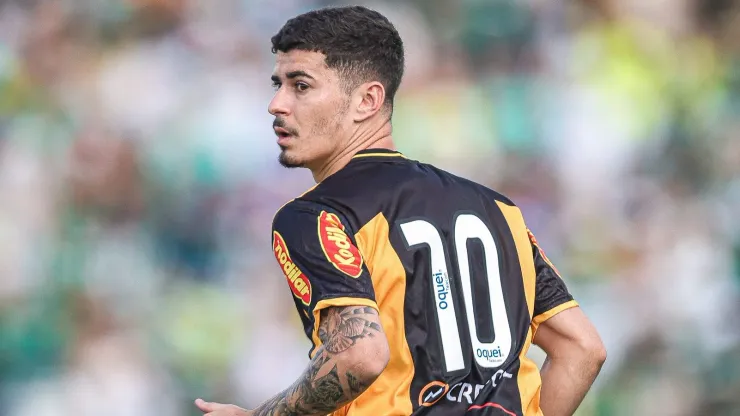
<box><xmin>0</xmin><ymin>0</ymin><xmax>738</xmax><ymax>415</ymax></box>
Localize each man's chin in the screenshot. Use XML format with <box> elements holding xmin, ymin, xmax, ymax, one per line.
<box><xmin>278</xmin><ymin>151</ymin><xmax>304</xmax><ymax>168</ymax></box>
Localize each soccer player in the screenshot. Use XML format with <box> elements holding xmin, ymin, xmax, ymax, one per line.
<box><xmin>195</xmin><ymin>5</ymin><xmax>606</xmax><ymax>416</ymax></box>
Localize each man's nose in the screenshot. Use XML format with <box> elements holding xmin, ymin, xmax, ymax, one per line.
<box><xmin>268</xmin><ymin>89</ymin><xmax>290</xmax><ymax>116</ymax></box>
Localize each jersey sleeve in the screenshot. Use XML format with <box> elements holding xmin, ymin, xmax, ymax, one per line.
<box><xmin>527</xmin><ymin>229</ymin><xmax>578</xmax><ymax>327</ymax></box>
<box><xmin>271</xmin><ymin>201</ymin><xmax>378</xmax><ymax>321</ymax></box>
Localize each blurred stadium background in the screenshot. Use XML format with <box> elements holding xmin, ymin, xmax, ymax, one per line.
<box><xmin>0</xmin><ymin>0</ymin><xmax>739</xmax><ymax>415</ymax></box>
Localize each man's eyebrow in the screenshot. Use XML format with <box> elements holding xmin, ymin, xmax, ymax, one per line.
<box><xmin>286</xmin><ymin>70</ymin><xmax>315</xmax><ymax>80</ymax></box>
<box><xmin>271</xmin><ymin>71</ymin><xmax>315</xmax><ymax>84</ymax></box>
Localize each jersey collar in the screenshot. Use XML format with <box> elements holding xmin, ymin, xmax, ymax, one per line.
<box><xmin>351</xmin><ymin>148</ymin><xmax>406</xmax><ymax>160</ymax></box>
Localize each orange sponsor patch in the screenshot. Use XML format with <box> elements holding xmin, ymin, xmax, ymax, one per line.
<box><xmin>418</xmin><ymin>381</ymin><xmax>449</xmax><ymax>407</ymax></box>
<box><xmin>273</xmin><ymin>231</ymin><xmax>311</xmax><ymax>305</ymax></box>
<box><xmin>317</xmin><ymin>211</ymin><xmax>363</xmax><ymax>278</ymax></box>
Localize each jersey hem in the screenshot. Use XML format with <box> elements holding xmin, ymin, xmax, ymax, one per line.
<box><xmin>531</xmin><ymin>299</ymin><xmax>579</xmax><ymax>329</ymax></box>
<box><xmin>310</xmin><ymin>296</ymin><xmax>380</xmax><ymax>358</ymax></box>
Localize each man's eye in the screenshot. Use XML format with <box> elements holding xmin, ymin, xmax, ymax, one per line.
<box><xmin>295</xmin><ymin>82</ymin><xmax>309</xmax><ymax>92</ymax></box>
<box><xmin>272</xmin><ymin>82</ymin><xmax>281</xmax><ymax>91</ymax></box>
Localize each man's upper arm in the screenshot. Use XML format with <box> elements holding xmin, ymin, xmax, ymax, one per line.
<box><xmin>532</xmin><ymin>306</ymin><xmax>603</xmax><ymax>358</ymax></box>
<box><xmin>526</xmin><ymin>229</ymin><xmax>605</xmax><ymax>358</ymax></box>
<box><xmin>317</xmin><ymin>304</ymin><xmax>390</xmax><ymax>377</ymax></box>
<box><xmin>527</xmin><ymin>229</ymin><xmax>579</xmax><ymax>332</ymax></box>
<box><xmin>272</xmin><ymin>201</ymin><xmax>379</xmax><ymax>327</ymax></box>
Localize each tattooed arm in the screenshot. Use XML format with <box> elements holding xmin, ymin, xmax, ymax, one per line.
<box><xmin>252</xmin><ymin>305</ymin><xmax>389</xmax><ymax>416</ymax></box>
<box><xmin>194</xmin><ymin>306</ymin><xmax>389</xmax><ymax>415</ymax></box>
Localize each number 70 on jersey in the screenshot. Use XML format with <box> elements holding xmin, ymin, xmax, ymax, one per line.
<box><xmin>400</xmin><ymin>214</ymin><xmax>513</xmax><ymax>374</ymax></box>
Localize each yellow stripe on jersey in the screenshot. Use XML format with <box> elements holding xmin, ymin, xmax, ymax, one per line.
<box><xmin>351</xmin><ymin>152</ymin><xmax>407</xmax><ymax>159</ymax></box>
<box><xmin>517</xmin><ymin>327</ymin><xmax>544</xmax><ymax>416</ymax></box>
<box><xmin>342</xmin><ymin>212</ymin><xmax>414</xmax><ymax>416</ymax></box>
<box><xmin>310</xmin><ymin>297</ymin><xmax>381</xmax><ymax>359</ymax></box>
<box><xmin>496</xmin><ymin>201</ymin><xmax>537</xmax><ymax>318</ymax></box>
<box><xmin>495</xmin><ymin>201</ymin><xmax>541</xmax><ymax>415</ymax></box>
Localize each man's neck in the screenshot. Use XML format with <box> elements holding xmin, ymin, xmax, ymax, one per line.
<box><xmin>311</xmin><ymin>123</ymin><xmax>394</xmax><ymax>183</ymax></box>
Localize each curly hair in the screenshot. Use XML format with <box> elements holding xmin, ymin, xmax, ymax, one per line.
<box><xmin>271</xmin><ymin>6</ymin><xmax>405</xmax><ymax>108</ymax></box>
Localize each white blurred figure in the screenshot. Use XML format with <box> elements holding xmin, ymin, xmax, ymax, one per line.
<box><xmin>230</xmin><ymin>278</ymin><xmax>311</xmax><ymax>408</ymax></box>
<box><xmin>639</xmin><ymin>194</ymin><xmax>738</xmax><ymax>357</ymax></box>
<box><xmin>95</xmin><ymin>38</ymin><xmax>190</xmax><ymax>140</ymax></box>
<box><xmin>0</xmin><ymin>137</ymin><xmax>55</xmax><ymax>302</ymax></box>
<box><xmin>61</xmin><ymin>332</ymin><xmax>181</xmax><ymax>416</ymax></box>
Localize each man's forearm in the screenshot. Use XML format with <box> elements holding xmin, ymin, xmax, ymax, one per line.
<box><xmin>250</xmin><ymin>346</ymin><xmax>362</xmax><ymax>416</ymax></box>
<box><xmin>539</xmin><ymin>355</ymin><xmax>603</xmax><ymax>416</ymax></box>
<box><xmin>252</xmin><ymin>306</ymin><xmax>386</xmax><ymax>416</ymax></box>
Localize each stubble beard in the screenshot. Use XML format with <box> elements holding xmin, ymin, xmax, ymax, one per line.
<box><xmin>277</xmin><ymin>98</ymin><xmax>350</xmax><ymax>170</ymax></box>
<box><xmin>278</xmin><ymin>147</ymin><xmax>304</xmax><ymax>168</ymax></box>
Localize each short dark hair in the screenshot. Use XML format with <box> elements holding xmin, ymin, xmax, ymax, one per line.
<box><xmin>271</xmin><ymin>6</ymin><xmax>405</xmax><ymax>108</ymax></box>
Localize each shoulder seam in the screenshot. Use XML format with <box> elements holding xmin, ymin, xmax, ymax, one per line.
<box><xmin>272</xmin><ymin>183</ymin><xmax>322</xmax><ymax>224</ymax></box>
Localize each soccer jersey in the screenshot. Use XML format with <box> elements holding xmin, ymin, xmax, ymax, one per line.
<box><xmin>271</xmin><ymin>149</ymin><xmax>578</xmax><ymax>416</ymax></box>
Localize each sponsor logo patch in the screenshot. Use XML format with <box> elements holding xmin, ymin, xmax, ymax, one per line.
<box><xmin>273</xmin><ymin>231</ymin><xmax>311</xmax><ymax>305</ymax></box>
<box><xmin>418</xmin><ymin>381</ymin><xmax>448</xmax><ymax>407</ymax></box>
<box><xmin>318</xmin><ymin>211</ymin><xmax>363</xmax><ymax>278</ymax></box>
<box><xmin>418</xmin><ymin>371</ymin><xmax>514</xmax><ymax>408</ymax></box>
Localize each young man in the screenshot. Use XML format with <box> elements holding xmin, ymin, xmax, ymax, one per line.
<box><xmin>196</xmin><ymin>6</ymin><xmax>606</xmax><ymax>416</ymax></box>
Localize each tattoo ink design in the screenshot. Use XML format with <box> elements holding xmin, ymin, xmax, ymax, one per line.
<box><xmin>253</xmin><ymin>306</ymin><xmax>382</xmax><ymax>416</ymax></box>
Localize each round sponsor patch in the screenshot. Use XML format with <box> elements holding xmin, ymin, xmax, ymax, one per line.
<box><xmin>273</xmin><ymin>231</ymin><xmax>311</xmax><ymax>305</ymax></box>
<box><xmin>418</xmin><ymin>381</ymin><xmax>448</xmax><ymax>407</ymax></box>
<box><xmin>317</xmin><ymin>211</ymin><xmax>363</xmax><ymax>278</ymax></box>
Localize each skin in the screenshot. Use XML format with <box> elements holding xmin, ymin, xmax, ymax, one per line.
<box><xmin>267</xmin><ymin>50</ymin><xmax>395</xmax><ymax>183</ymax></box>
<box><xmin>534</xmin><ymin>307</ymin><xmax>607</xmax><ymax>416</ymax></box>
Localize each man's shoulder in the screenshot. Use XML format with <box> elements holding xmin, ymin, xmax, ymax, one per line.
<box><xmin>273</xmin><ymin>198</ymin><xmax>322</xmax><ymax>228</ymax></box>
<box><xmin>413</xmin><ymin>160</ymin><xmax>518</xmax><ymax>208</ymax></box>
<box><xmin>278</xmin><ymin>170</ymin><xmax>386</xmax><ymax>227</ymax></box>
<box><xmin>272</xmin><ymin>195</ymin><xmax>357</xmax><ymax>234</ymax></box>
<box><xmin>273</xmin><ymin>157</ymin><xmax>519</xmax><ymax>230</ymax></box>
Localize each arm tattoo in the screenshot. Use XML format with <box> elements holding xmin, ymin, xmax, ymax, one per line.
<box><xmin>319</xmin><ymin>306</ymin><xmax>382</xmax><ymax>354</ymax></box>
<box><xmin>252</xmin><ymin>306</ymin><xmax>384</xmax><ymax>416</ymax></box>
<box><xmin>346</xmin><ymin>372</ymin><xmax>372</xmax><ymax>396</ymax></box>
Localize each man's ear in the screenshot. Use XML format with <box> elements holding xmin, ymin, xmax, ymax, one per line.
<box><xmin>353</xmin><ymin>81</ymin><xmax>386</xmax><ymax>122</ymax></box>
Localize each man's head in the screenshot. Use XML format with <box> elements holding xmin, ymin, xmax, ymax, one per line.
<box><xmin>268</xmin><ymin>6</ymin><xmax>404</xmax><ymax>169</ymax></box>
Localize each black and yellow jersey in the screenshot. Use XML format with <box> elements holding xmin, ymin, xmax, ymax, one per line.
<box><xmin>271</xmin><ymin>149</ymin><xmax>578</xmax><ymax>416</ymax></box>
